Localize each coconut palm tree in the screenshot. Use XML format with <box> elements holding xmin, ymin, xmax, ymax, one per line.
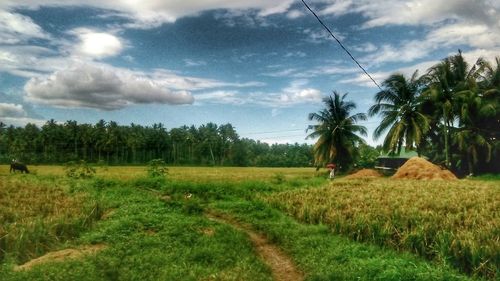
<box><xmin>453</xmin><ymin>88</ymin><xmax>492</xmax><ymax>174</ymax></box>
<box><xmin>307</xmin><ymin>92</ymin><xmax>367</xmax><ymax>170</ymax></box>
<box><xmin>422</xmin><ymin>50</ymin><xmax>484</xmax><ymax>166</ymax></box>
<box><xmin>452</xmin><ymin>57</ymin><xmax>500</xmax><ymax>174</ymax></box>
<box><xmin>369</xmin><ymin>71</ymin><xmax>429</xmax><ymax>155</ymax></box>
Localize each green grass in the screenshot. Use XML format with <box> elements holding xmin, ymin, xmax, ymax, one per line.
<box><xmin>1</xmin><ymin>166</ymin><xmax>496</xmax><ymax>280</ymax></box>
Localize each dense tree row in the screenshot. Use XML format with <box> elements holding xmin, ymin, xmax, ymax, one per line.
<box><xmin>0</xmin><ymin>121</ymin><xmax>314</xmax><ymax>167</ymax></box>
<box><xmin>309</xmin><ymin>51</ymin><xmax>499</xmax><ymax>175</ymax></box>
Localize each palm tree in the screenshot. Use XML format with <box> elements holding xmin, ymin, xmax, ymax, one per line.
<box><xmin>368</xmin><ymin>71</ymin><xmax>429</xmax><ymax>155</ymax></box>
<box><xmin>452</xmin><ymin>57</ymin><xmax>500</xmax><ymax>174</ymax></box>
<box><xmin>307</xmin><ymin>92</ymin><xmax>367</xmax><ymax>170</ymax></box>
<box><xmin>454</xmin><ymin>90</ymin><xmax>495</xmax><ymax>175</ymax></box>
<box><xmin>422</xmin><ymin>50</ymin><xmax>483</xmax><ymax>166</ymax></box>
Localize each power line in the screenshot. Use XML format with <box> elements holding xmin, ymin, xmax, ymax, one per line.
<box><xmin>301</xmin><ymin>0</ymin><xmax>383</xmax><ymax>91</ymax></box>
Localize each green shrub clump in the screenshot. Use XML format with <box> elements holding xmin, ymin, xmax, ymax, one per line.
<box><xmin>65</xmin><ymin>160</ymin><xmax>96</xmax><ymax>179</ymax></box>
<box><xmin>147</xmin><ymin>159</ymin><xmax>168</xmax><ymax>178</ymax></box>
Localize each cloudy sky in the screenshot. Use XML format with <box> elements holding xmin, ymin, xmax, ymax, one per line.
<box><xmin>0</xmin><ymin>0</ymin><xmax>499</xmax><ymax>144</ymax></box>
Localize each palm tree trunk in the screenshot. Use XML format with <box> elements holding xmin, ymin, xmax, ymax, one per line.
<box><xmin>209</xmin><ymin>144</ymin><xmax>215</xmax><ymax>166</ymax></box>
<box><xmin>443</xmin><ymin>108</ymin><xmax>450</xmax><ymax>167</ymax></box>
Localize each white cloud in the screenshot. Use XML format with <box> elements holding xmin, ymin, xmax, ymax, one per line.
<box><xmin>24</xmin><ymin>62</ymin><xmax>194</xmax><ymax>110</ymax></box>
<box><xmin>314</xmin><ymin>0</ymin><xmax>500</xmax><ymax>65</ymax></box>
<box><xmin>317</xmin><ymin>0</ymin><xmax>499</xmax><ymax>28</ymax></box>
<box><xmin>275</xmin><ymin>80</ymin><xmax>323</xmax><ymax>105</ymax></box>
<box><xmin>70</xmin><ymin>28</ymin><xmax>123</xmax><ymax>58</ymax></box>
<box><xmin>0</xmin><ymin>10</ymin><xmax>50</xmax><ymax>44</ymax></box>
<box><xmin>286</xmin><ymin>9</ymin><xmax>304</xmax><ymax>19</ymax></box>
<box><xmin>194</xmin><ymin>91</ymin><xmax>246</xmax><ymax>105</ymax></box>
<box><xmin>352</xmin><ymin>42</ymin><xmax>377</xmax><ymax>53</ymax></box>
<box><xmin>340</xmin><ymin>48</ymin><xmax>500</xmax><ymax>88</ymax></box>
<box><xmin>184</xmin><ymin>59</ymin><xmax>207</xmax><ymax>67</ymax></box>
<box><xmin>0</xmin><ymin>102</ymin><xmax>46</xmax><ymax>126</ymax></box>
<box><xmin>0</xmin><ymin>103</ymin><xmax>26</xmax><ymax>118</ymax></box>
<box><xmin>151</xmin><ymin>69</ymin><xmax>265</xmax><ymax>91</ymax></box>
<box><xmin>1</xmin><ymin>116</ymin><xmax>46</xmax><ymax>127</ymax></box>
<box><xmin>261</xmin><ymin>65</ymin><xmax>358</xmax><ymax>78</ymax></box>
<box><xmin>360</xmin><ymin>21</ymin><xmax>500</xmax><ymax>65</ymax></box>
<box><xmin>284</xmin><ymin>51</ymin><xmax>306</xmax><ymax>58</ymax></box>
<box><xmin>319</xmin><ymin>0</ymin><xmax>354</xmax><ymax>16</ymax></box>
<box><xmin>0</xmin><ymin>45</ymin><xmax>68</xmax><ymax>78</ymax></box>
<box><xmin>196</xmin><ymin>80</ymin><xmax>323</xmax><ymax>107</ymax></box>
<box><xmin>1</xmin><ymin>0</ymin><xmax>295</xmax><ymax>28</ymax></box>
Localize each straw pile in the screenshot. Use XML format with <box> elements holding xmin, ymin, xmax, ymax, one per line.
<box><xmin>345</xmin><ymin>169</ymin><xmax>383</xmax><ymax>179</ymax></box>
<box><xmin>392</xmin><ymin>157</ymin><xmax>457</xmax><ymax>180</ymax></box>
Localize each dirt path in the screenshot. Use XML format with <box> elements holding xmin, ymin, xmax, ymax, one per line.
<box><xmin>206</xmin><ymin>211</ymin><xmax>304</xmax><ymax>281</ymax></box>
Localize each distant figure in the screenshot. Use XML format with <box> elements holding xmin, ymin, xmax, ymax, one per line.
<box><xmin>10</xmin><ymin>160</ymin><xmax>29</xmax><ymax>174</ymax></box>
<box><xmin>327</xmin><ymin>163</ymin><xmax>336</xmax><ymax>180</ymax></box>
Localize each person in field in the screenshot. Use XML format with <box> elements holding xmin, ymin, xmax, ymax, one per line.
<box><xmin>327</xmin><ymin>163</ymin><xmax>336</xmax><ymax>179</ymax></box>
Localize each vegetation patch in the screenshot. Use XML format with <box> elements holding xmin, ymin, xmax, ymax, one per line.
<box><xmin>266</xmin><ymin>178</ymin><xmax>499</xmax><ymax>279</ymax></box>
<box><xmin>0</xmin><ymin>176</ymin><xmax>101</xmax><ymax>264</ymax></box>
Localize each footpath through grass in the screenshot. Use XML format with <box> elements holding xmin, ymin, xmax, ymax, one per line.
<box><xmin>0</xmin><ymin>166</ymin><xmax>494</xmax><ymax>280</ymax></box>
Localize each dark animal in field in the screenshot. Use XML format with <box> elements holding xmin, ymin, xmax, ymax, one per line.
<box><xmin>10</xmin><ymin>162</ymin><xmax>29</xmax><ymax>173</ymax></box>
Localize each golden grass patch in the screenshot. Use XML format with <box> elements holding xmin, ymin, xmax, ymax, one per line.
<box><xmin>266</xmin><ymin>178</ymin><xmax>500</xmax><ymax>279</ymax></box>
<box><xmin>0</xmin><ymin>176</ymin><xmax>100</xmax><ymax>264</ymax></box>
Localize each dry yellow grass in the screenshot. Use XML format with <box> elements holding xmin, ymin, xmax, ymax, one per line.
<box><xmin>0</xmin><ymin>175</ymin><xmax>100</xmax><ymax>264</ymax></box>
<box><xmin>266</xmin><ymin>178</ymin><xmax>500</xmax><ymax>279</ymax></box>
<box><xmin>0</xmin><ymin>165</ymin><xmax>317</xmax><ymax>181</ymax></box>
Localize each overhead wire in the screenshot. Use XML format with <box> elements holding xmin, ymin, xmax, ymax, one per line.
<box><xmin>301</xmin><ymin>0</ymin><xmax>383</xmax><ymax>91</ymax></box>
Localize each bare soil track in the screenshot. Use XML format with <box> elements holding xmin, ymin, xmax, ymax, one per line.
<box><xmin>206</xmin><ymin>211</ymin><xmax>304</xmax><ymax>281</ymax></box>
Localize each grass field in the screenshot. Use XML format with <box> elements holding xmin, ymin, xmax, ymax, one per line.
<box><xmin>0</xmin><ymin>165</ymin><xmax>497</xmax><ymax>280</ymax></box>
<box><xmin>266</xmin><ymin>178</ymin><xmax>500</xmax><ymax>279</ymax></box>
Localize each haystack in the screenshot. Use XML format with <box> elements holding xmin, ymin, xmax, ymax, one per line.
<box><xmin>345</xmin><ymin>169</ymin><xmax>383</xmax><ymax>179</ymax></box>
<box><xmin>392</xmin><ymin>157</ymin><xmax>457</xmax><ymax>180</ymax></box>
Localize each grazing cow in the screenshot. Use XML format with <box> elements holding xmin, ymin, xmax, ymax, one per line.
<box><xmin>10</xmin><ymin>162</ymin><xmax>29</xmax><ymax>173</ymax></box>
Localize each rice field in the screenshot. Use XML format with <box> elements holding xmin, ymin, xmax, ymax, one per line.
<box><xmin>1</xmin><ymin>165</ymin><xmax>498</xmax><ymax>280</ymax></box>
<box><xmin>0</xmin><ymin>176</ymin><xmax>101</xmax><ymax>264</ymax></box>
<box><xmin>0</xmin><ymin>165</ymin><xmax>319</xmax><ymax>182</ymax></box>
<box><xmin>266</xmin><ymin>178</ymin><xmax>500</xmax><ymax>279</ymax></box>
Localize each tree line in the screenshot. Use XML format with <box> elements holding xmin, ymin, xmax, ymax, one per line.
<box><xmin>308</xmin><ymin>51</ymin><xmax>499</xmax><ymax>176</ymax></box>
<box><xmin>0</xmin><ymin>120</ymin><xmax>315</xmax><ymax>167</ymax></box>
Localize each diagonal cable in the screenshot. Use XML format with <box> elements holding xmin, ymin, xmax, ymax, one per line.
<box><xmin>301</xmin><ymin>0</ymin><xmax>383</xmax><ymax>91</ymax></box>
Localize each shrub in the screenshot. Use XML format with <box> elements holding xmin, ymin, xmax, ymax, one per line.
<box><xmin>147</xmin><ymin>159</ymin><xmax>168</xmax><ymax>178</ymax></box>
<box><xmin>65</xmin><ymin>160</ymin><xmax>96</xmax><ymax>179</ymax></box>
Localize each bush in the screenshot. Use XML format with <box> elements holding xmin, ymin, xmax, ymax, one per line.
<box><xmin>64</xmin><ymin>160</ymin><xmax>96</xmax><ymax>179</ymax></box>
<box><xmin>147</xmin><ymin>159</ymin><xmax>168</xmax><ymax>178</ymax></box>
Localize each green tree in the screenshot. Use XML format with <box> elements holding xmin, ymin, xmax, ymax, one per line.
<box><xmin>307</xmin><ymin>92</ymin><xmax>367</xmax><ymax>171</ymax></box>
<box><xmin>452</xmin><ymin>58</ymin><xmax>500</xmax><ymax>174</ymax></box>
<box><xmin>422</xmin><ymin>51</ymin><xmax>483</xmax><ymax>166</ymax></box>
<box><xmin>369</xmin><ymin>72</ymin><xmax>429</xmax><ymax>155</ymax></box>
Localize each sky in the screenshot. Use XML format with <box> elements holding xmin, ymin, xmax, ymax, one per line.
<box><xmin>0</xmin><ymin>0</ymin><xmax>499</xmax><ymax>145</ymax></box>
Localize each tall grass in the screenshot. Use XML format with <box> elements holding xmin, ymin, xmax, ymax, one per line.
<box><xmin>0</xmin><ymin>176</ymin><xmax>101</xmax><ymax>264</ymax></box>
<box><xmin>266</xmin><ymin>178</ymin><xmax>500</xmax><ymax>279</ymax></box>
